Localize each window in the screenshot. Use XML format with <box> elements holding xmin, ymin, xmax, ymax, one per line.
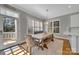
<box><xmin>53</xmin><ymin>21</ymin><xmax>59</xmax><ymax>33</ymax></box>
<box><xmin>39</xmin><ymin>22</ymin><xmax>43</xmax><ymax>31</ymax></box>
<box><xmin>32</xmin><ymin>20</ymin><xmax>43</xmax><ymax>33</ymax></box>
<box><xmin>48</xmin><ymin>21</ymin><xmax>59</xmax><ymax>33</ymax></box>
<box><xmin>3</xmin><ymin>17</ymin><xmax>15</xmax><ymax>32</ymax></box>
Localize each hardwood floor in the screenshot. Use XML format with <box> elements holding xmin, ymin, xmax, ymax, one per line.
<box><xmin>56</xmin><ymin>38</ymin><xmax>79</xmax><ymax>55</ymax></box>
<box><xmin>22</xmin><ymin>38</ymin><xmax>73</xmax><ymax>55</ymax></box>
<box><xmin>1</xmin><ymin>38</ymin><xmax>79</xmax><ymax>55</ymax></box>
<box><xmin>62</xmin><ymin>39</ymin><xmax>72</xmax><ymax>55</ymax></box>
<box><xmin>55</xmin><ymin>38</ymin><xmax>71</xmax><ymax>55</ymax></box>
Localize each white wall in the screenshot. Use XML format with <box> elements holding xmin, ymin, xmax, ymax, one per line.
<box><xmin>17</xmin><ymin>12</ymin><xmax>28</xmax><ymax>43</ymax></box>
<box><xmin>26</xmin><ymin>15</ymin><xmax>34</xmax><ymax>34</ymax></box>
<box><xmin>43</xmin><ymin>21</ymin><xmax>48</xmax><ymax>32</ymax></box>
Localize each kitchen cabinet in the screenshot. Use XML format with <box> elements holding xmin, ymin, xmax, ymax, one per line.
<box><xmin>64</xmin><ymin>32</ymin><xmax>79</xmax><ymax>53</ymax></box>
<box><xmin>0</xmin><ymin>15</ymin><xmax>3</xmax><ymax>50</ymax></box>
<box><xmin>71</xmin><ymin>14</ymin><xmax>79</xmax><ymax>27</ymax></box>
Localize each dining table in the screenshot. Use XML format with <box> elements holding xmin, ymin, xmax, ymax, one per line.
<box><xmin>31</xmin><ymin>33</ymin><xmax>54</xmax><ymax>50</ymax></box>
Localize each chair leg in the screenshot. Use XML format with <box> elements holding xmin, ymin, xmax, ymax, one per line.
<box><xmin>43</xmin><ymin>44</ymin><xmax>48</xmax><ymax>49</ymax></box>
<box><xmin>10</xmin><ymin>48</ymin><xmax>14</xmax><ymax>55</ymax></box>
<box><xmin>51</xmin><ymin>39</ymin><xmax>54</xmax><ymax>41</ymax></box>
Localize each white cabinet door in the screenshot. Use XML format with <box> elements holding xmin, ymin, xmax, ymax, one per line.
<box><xmin>0</xmin><ymin>15</ymin><xmax>3</xmax><ymax>50</ymax></box>
<box><xmin>70</xmin><ymin>35</ymin><xmax>77</xmax><ymax>53</ymax></box>
<box><xmin>70</xmin><ymin>35</ymin><xmax>79</xmax><ymax>53</ymax></box>
<box><xmin>71</xmin><ymin>14</ymin><xmax>79</xmax><ymax>27</ymax></box>
<box><xmin>76</xmin><ymin>36</ymin><xmax>79</xmax><ymax>53</ymax></box>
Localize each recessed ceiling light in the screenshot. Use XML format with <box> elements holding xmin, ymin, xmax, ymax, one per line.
<box><xmin>68</xmin><ymin>5</ymin><xmax>72</xmax><ymax>8</ymax></box>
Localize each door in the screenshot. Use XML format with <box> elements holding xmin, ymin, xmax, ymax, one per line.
<box><xmin>0</xmin><ymin>15</ymin><xmax>3</xmax><ymax>50</ymax></box>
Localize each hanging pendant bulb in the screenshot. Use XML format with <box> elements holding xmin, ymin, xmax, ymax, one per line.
<box><xmin>46</xmin><ymin>9</ymin><xmax>48</xmax><ymax>12</ymax></box>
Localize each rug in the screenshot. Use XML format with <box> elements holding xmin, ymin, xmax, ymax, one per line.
<box><xmin>32</xmin><ymin>39</ymin><xmax>63</xmax><ymax>55</ymax></box>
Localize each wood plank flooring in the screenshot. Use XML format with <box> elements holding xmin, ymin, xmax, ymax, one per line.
<box><xmin>56</xmin><ymin>38</ymin><xmax>79</xmax><ymax>55</ymax></box>
<box><xmin>1</xmin><ymin>38</ymin><xmax>79</xmax><ymax>55</ymax></box>
<box><xmin>55</xmin><ymin>38</ymin><xmax>72</xmax><ymax>55</ymax></box>
<box><xmin>62</xmin><ymin>39</ymin><xmax>72</xmax><ymax>55</ymax></box>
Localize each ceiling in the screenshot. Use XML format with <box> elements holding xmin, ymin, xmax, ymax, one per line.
<box><xmin>10</xmin><ymin>4</ymin><xmax>79</xmax><ymax>20</ymax></box>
